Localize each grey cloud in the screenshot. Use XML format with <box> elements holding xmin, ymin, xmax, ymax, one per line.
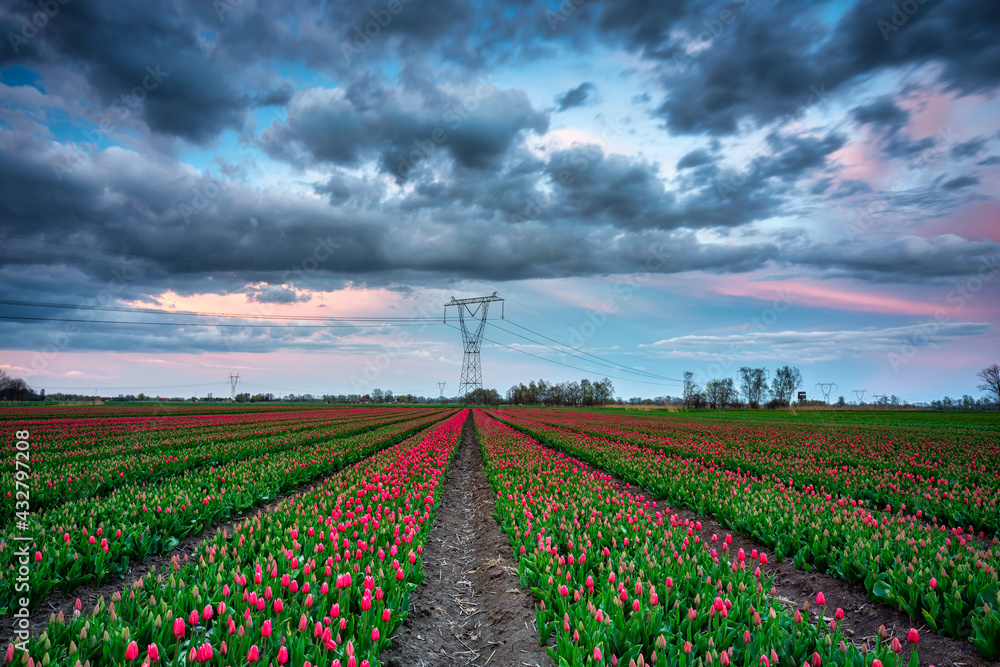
<box><xmin>556</xmin><ymin>82</ymin><xmax>595</xmax><ymax>111</ymax></box>
<box><xmin>648</xmin><ymin>322</ymin><xmax>994</xmax><ymax>363</ymax></box>
<box><xmin>941</xmin><ymin>175</ymin><xmax>979</xmax><ymax>190</ymax></box>
<box><xmin>676</xmin><ymin>149</ymin><xmax>713</xmax><ymax>170</ymax></box>
<box><xmin>246</xmin><ymin>285</ymin><xmax>312</xmax><ymax>304</ymax></box>
<box><xmin>851</xmin><ymin>97</ymin><xmax>909</xmax><ymax>135</ymax></box>
<box><xmin>951</xmin><ymin>137</ymin><xmax>988</xmax><ymax>159</ymax></box>
<box><xmin>263</xmin><ymin>79</ymin><xmax>548</xmax><ymax>178</ymax></box>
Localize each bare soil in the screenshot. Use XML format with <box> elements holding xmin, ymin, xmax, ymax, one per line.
<box><xmin>382</xmin><ymin>413</ymin><xmax>553</xmax><ymax>667</ymax></box>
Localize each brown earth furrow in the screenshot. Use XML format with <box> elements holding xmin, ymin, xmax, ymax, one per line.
<box><xmin>381</xmin><ymin>413</ymin><xmax>553</xmax><ymax>667</ymax></box>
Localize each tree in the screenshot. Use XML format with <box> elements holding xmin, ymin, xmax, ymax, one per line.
<box><xmin>770</xmin><ymin>366</ymin><xmax>802</xmax><ymax>406</ymax></box>
<box><xmin>682</xmin><ymin>371</ymin><xmax>700</xmax><ymax>408</ymax></box>
<box><xmin>593</xmin><ymin>378</ymin><xmax>615</xmax><ymax>406</ymax></box>
<box><xmin>705</xmin><ymin>378</ymin><xmax>737</xmax><ymax>409</ymax></box>
<box><xmin>466</xmin><ymin>387</ymin><xmax>501</xmax><ymax>405</ymax></box>
<box><xmin>977</xmin><ymin>364</ymin><xmax>1000</xmax><ymax>405</ymax></box>
<box><xmin>835</xmin><ymin>395</ymin><xmax>846</xmax><ymax>407</ymax></box>
<box><xmin>738</xmin><ymin>367</ymin><xmax>769</xmax><ymax>408</ymax></box>
<box><xmin>580</xmin><ymin>378</ymin><xmax>594</xmax><ymax>406</ymax></box>
<box><xmin>371</xmin><ymin>388</ymin><xmax>385</xmax><ymax>403</ymax></box>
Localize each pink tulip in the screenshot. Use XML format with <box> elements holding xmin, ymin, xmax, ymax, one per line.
<box><xmin>124</xmin><ymin>641</ymin><xmax>139</xmax><ymax>661</ymax></box>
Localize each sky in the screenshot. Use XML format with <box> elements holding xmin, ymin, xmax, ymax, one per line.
<box><xmin>0</xmin><ymin>0</ymin><xmax>998</xmax><ymax>403</ymax></box>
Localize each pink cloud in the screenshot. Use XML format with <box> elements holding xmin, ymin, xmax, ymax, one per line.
<box><xmin>125</xmin><ymin>284</ymin><xmax>411</xmax><ymax>320</ymax></box>
<box><xmin>916</xmin><ymin>200</ymin><xmax>1000</xmax><ymax>242</ymax></box>
<box><xmin>698</xmin><ymin>274</ymin><xmax>943</xmax><ymax>316</ymax></box>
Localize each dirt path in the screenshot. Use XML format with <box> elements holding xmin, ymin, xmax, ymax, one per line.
<box><xmin>381</xmin><ymin>413</ymin><xmax>552</xmax><ymax>667</ymax></box>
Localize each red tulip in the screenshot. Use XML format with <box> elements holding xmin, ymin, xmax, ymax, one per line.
<box><xmin>907</xmin><ymin>628</ymin><xmax>919</xmax><ymax>644</ymax></box>
<box><xmin>173</xmin><ymin>618</ymin><xmax>185</xmax><ymax>639</ymax></box>
<box><xmin>815</xmin><ymin>592</ymin><xmax>825</xmax><ymax>606</ymax></box>
<box><xmin>124</xmin><ymin>641</ymin><xmax>139</xmax><ymax>661</ymax></box>
<box><xmin>247</xmin><ymin>645</ymin><xmax>260</xmax><ymax>663</ymax></box>
<box><xmin>146</xmin><ymin>644</ymin><xmax>160</xmax><ymax>665</ymax></box>
<box><xmin>277</xmin><ymin>646</ymin><xmax>289</xmax><ymax>664</ymax></box>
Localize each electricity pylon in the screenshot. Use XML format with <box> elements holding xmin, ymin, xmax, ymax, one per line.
<box><xmin>816</xmin><ymin>382</ymin><xmax>836</xmax><ymax>404</ymax></box>
<box><xmin>228</xmin><ymin>373</ymin><xmax>241</xmax><ymax>400</ymax></box>
<box><xmin>852</xmin><ymin>389</ymin><xmax>867</xmax><ymax>405</ymax></box>
<box><xmin>437</xmin><ymin>382</ymin><xmax>447</xmax><ymax>399</ymax></box>
<box><xmin>444</xmin><ymin>292</ymin><xmax>504</xmax><ymax>403</ymax></box>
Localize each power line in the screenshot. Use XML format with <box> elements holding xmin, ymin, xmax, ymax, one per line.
<box><xmin>0</xmin><ymin>299</ymin><xmax>440</xmax><ymax>322</ymax></box>
<box><xmin>0</xmin><ymin>315</ymin><xmax>436</xmax><ymax>328</ymax></box>
<box><xmin>496</xmin><ymin>319</ymin><xmax>683</xmax><ymax>383</ymax></box>
<box><xmin>445</xmin><ymin>323</ymin><xmax>681</xmax><ymax>388</ymax></box>
<box><xmin>504</xmin><ymin>296</ymin><xmax>624</xmax><ymax>348</ymax></box>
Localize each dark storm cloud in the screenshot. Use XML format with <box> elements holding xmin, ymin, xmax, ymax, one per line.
<box><xmin>556</xmin><ymin>82</ymin><xmax>595</xmax><ymax>111</ymax></box>
<box><xmin>262</xmin><ymin>76</ymin><xmax>548</xmax><ymax>178</ymax></box>
<box><xmin>794</xmin><ymin>236</ymin><xmax>1000</xmax><ymax>283</ymax></box>
<box><xmin>2</xmin><ymin>1</ymin><xmax>249</xmax><ymax>143</ymax></box>
<box><xmin>652</xmin><ymin>0</ymin><xmax>1000</xmax><ymax>135</ymax></box>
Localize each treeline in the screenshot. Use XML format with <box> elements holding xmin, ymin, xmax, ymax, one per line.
<box><xmin>0</xmin><ymin>370</ymin><xmax>42</xmax><ymax>401</ymax></box>
<box><xmin>505</xmin><ymin>377</ymin><xmax>615</xmax><ymax>406</ymax></box>
<box><xmin>683</xmin><ymin>366</ymin><xmax>801</xmax><ymax>409</ymax></box>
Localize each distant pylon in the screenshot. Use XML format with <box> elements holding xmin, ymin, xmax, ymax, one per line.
<box><xmin>228</xmin><ymin>373</ymin><xmax>241</xmax><ymax>399</ymax></box>
<box><xmin>437</xmin><ymin>381</ymin><xmax>447</xmax><ymax>398</ymax></box>
<box><xmin>852</xmin><ymin>389</ymin><xmax>867</xmax><ymax>405</ymax></box>
<box><xmin>816</xmin><ymin>382</ymin><xmax>836</xmax><ymax>404</ymax></box>
<box><xmin>444</xmin><ymin>292</ymin><xmax>504</xmax><ymax>403</ymax></box>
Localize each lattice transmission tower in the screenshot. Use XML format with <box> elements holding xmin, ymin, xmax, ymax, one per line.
<box><xmin>444</xmin><ymin>292</ymin><xmax>504</xmax><ymax>403</ymax></box>
<box><xmin>815</xmin><ymin>382</ymin><xmax>836</xmax><ymax>404</ymax></box>
<box><xmin>228</xmin><ymin>373</ymin><xmax>240</xmax><ymax>399</ymax></box>
<box><xmin>852</xmin><ymin>389</ymin><xmax>867</xmax><ymax>405</ymax></box>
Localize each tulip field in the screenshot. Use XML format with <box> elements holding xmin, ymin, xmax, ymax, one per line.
<box><xmin>2</xmin><ymin>404</ymin><xmax>998</xmax><ymax>666</ymax></box>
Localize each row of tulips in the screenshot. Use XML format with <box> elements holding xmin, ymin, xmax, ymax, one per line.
<box><xmin>499</xmin><ymin>409</ymin><xmax>1000</xmax><ymax>535</ymax></box>
<box><xmin>0</xmin><ymin>409</ymin><xmax>431</xmax><ymax>527</ymax></box>
<box><xmin>519</xmin><ymin>410</ymin><xmax>999</xmax><ymax>480</ymax></box>
<box><xmin>6</xmin><ymin>409</ymin><xmax>468</xmax><ymax>667</ymax></box>
<box><xmin>473</xmin><ymin>410</ymin><xmax>903</xmax><ymax>667</ymax></box>
<box><xmin>0</xmin><ymin>410</ymin><xmax>454</xmax><ymax>614</ymax></box>
<box><xmin>0</xmin><ymin>403</ymin><xmax>316</xmax><ymax>423</ymax></box>
<box><xmin>3</xmin><ymin>408</ymin><xmax>423</xmax><ymax>462</ymax></box>
<box><xmin>488</xmin><ymin>410</ymin><xmax>1000</xmax><ymax>658</ymax></box>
